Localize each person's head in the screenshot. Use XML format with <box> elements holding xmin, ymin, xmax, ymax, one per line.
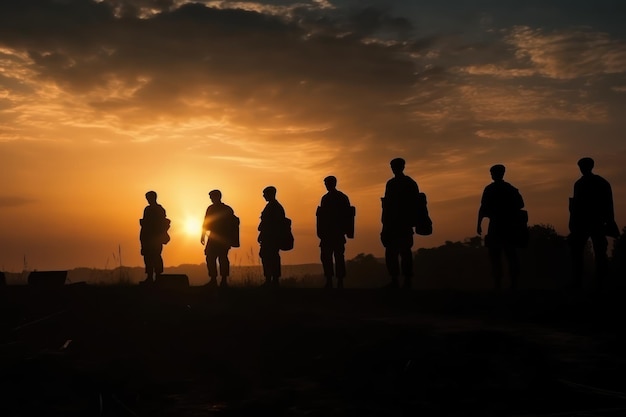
<box><xmin>145</xmin><ymin>191</ymin><xmax>157</xmax><ymax>204</ymax></box>
<box><xmin>390</xmin><ymin>157</ymin><xmax>405</xmax><ymax>176</ymax></box>
<box><xmin>263</xmin><ymin>186</ymin><xmax>277</xmax><ymax>202</ymax></box>
<box><xmin>209</xmin><ymin>189</ymin><xmax>222</xmax><ymax>203</ymax></box>
<box><xmin>324</xmin><ymin>175</ymin><xmax>337</xmax><ymax>191</ymax></box>
<box><xmin>577</xmin><ymin>157</ymin><xmax>594</xmax><ymax>175</ymax></box>
<box><xmin>489</xmin><ymin>164</ymin><xmax>506</xmax><ymax>181</ymax></box>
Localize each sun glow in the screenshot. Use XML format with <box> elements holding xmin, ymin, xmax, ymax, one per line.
<box><xmin>184</xmin><ymin>217</ymin><xmax>203</xmax><ymax>237</ymax></box>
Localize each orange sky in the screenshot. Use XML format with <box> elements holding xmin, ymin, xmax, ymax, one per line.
<box><xmin>1</xmin><ymin>1</ymin><xmax>625</xmax><ymax>272</ymax></box>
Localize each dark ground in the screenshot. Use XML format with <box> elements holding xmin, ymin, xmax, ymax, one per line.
<box><xmin>2</xmin><ymin>284</ymin><xmax>626</xmax><ymax>416</ymax></box>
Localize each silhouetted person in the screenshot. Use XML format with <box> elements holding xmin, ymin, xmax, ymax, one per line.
<box><xmin>258</xmin><ymin>186</ymin><xmax>286</xmax><ymax>287</ymax></box>
<box><xmin>201</xmin><ymin>190</ymin><xmax>237</xmax><ymax>288</ymax></box>
<box><xmin>381</xmin><ymin>158</ymin><xmax>420</xmax><ymax>289</ymax></box>
<box><xmin>317</xmin><ymin>176</ymin><xmax>352</xmax><ymax>289</ymax></box>
<box><xmin>568</xmin><ymin>157</ymin><xmax>617</xmax><ymax>289</ymax></box>
<box><xmin>477</xmin><ymin>164</ymin><xmax>525</xmax><ymax>290</ymax></box>
<box><xmin>139</xmin><ymin>191</ymin><xmax>169</xmax><ymax>285</ymax></box>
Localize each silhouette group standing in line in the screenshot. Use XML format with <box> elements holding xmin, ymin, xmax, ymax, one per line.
<box><xmin>139</xmin><ymin>156</ymin><xmax>619</xmax><ymax>291</ymax></box>
<box><xmin>201</xmin><ymin>190</ymin><xmax>239</xmax><ymax>288</ymax></box>
<box><xmin>316</xmin><ymin>176</ymin><xmax>354</xmax><ymax>289</ymax></box>
<box><xmin>568</xmin><ymin>157</ymin><xmax>618</xmax><ymax>289</ymax></box>
<box><xmin>139</xmin><ymin>191</ymin><xmax>170</xmax><ymax>285</ymax></box>
<box><xmin>477</xmin><ymin>164</ymin><xmax>526</xmax><ymax>290</ymax></box>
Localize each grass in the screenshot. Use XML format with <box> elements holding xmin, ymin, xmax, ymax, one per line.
<box><xmin>2</xmin><ymin>286</ymin><xmax>626</xmax><ymax>416</ymax></box>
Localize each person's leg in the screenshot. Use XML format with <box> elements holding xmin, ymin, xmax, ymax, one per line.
<box><xmin>273</xmin><ymin>250</ymin><xmax>282</xmax><ymax>286</ymax></box>
<box><xmin>155</xmin><ymin>244</ymin><xmax>164</xmax><ymax>277</ymax></box>
<box><xmin>218</xmin><ymin>246</ymin><xmax>230</xmax><ymax>287</ymax></box>
<box><xmin>335</xmin><ymin>244</ymin><xmax>346</xmax><ymax>289</ymax></box>
<box><xmin>205</xmin><ymin>244</ymin><xmax>219</xmax><ymax>286</ymax></box>
<box><xmin>143</xmin><ymin>251</ymin><xmax>154</xmax><ymax>281</ymax></box>
<box><xmin>259</xmin><ymin>246</ymin><xmax>272</xmax><ymax>285</ymax></box>
<box><xmin>320</xmin><ymin>243</ymin><xmax>334</xmax><ymax>288</ymax></box>
<box><xmin>488</xmin><ymin>246</ymin><xmax>503</xmax><ymax>291</ymax></box>
<box><xmin>400</xmin><ymin>245</ymin><xmax>414</xmax><ymax>289</ymax></box>
<box><xmin>504</xmin><ymin>244</ymin><xmax>519</xmax><ymax>290</ymax></box>
<box><xmin>568</xmin><ymin>233</ymin><xmax>587</xmax><ymax>289</ymax></box>
<box><xmin>385</xmin><ymin>245</ymin><xmax>400</xmax><ymax>288</ymax></box>
<box><xmin>590</xmin><ymin>233</ymin><xmax>609</xmax><ymax>289</ymax></box>
<box><xmin>143</xmin><ymin>259</ymin><xmax>154</xmax><ymax>282</ymax></box>
<box><xmin>141</xmin><ymin>243</ymin><xmax>158</xmax><ymax>283</ymax></box>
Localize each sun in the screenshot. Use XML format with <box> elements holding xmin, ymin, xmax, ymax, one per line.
<box><xmin>183</xmin><ymin>217</ymin><xmax>203</xmax><ymax>237</ymax></box>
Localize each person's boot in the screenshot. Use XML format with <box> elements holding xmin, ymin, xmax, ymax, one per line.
<box><xmin>402</xmin><ymin>276</ymin><xmax>412</xmax><ymax>290</ymax></box>
<box><xmin>261</xmin><ymin>277</ymin><xmax>272</xmax><ymax>288</ymax></box>
<box><xmin>204</xmin><ymin>277</ymin><xmax>218</xmax><ymax>288</ymax></box>
<box><xmin>324</xmin><ymin>277</ymin><xmax>333</xmax><ymax>289</ymax></box>
<box><xmin>384</xmin><ymin>277</ymin><xmax>399</xmax><ymax>289</ymax></box>
<box><xmin>219</xmin><ymin>277</ymin><xmax>229</xmax><ymax>288</ymax></box>
<box><xmin>272</xmin><ymin>277</ymin><xmax>280</xmax><ymax>288</ymax></box>
<box><xmin>337</xmin><ymin>277</ymin><xmax>344</xmax><ymax>290</ymax></box>
<box><xmin>139</xmin><ymin>275</ymin><xmax>154</xmax><ymax>285</ymax></box>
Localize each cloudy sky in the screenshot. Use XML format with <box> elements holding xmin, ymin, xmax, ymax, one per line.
<box><xmin>1</xmin><ymin>0</ymin><xmax>625</xmax><ymax>272</ymax></box>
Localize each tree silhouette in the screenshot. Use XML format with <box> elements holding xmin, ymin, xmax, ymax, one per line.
<box><xmin>346</xmin><ymin>253</ymin><xmax>387</xmax><ymax>287</ymax></box>
<box><xmin>523</xmin><ymin>224</ymin><xmax>570</xmax><ymax>289</ymax></box>
<box><xmin>344</xmin><ymin>224</ymin><xmax>618</xmax><ymax>290</ymax></box>
<box><xmin>413</xmin><ymin>238</ymin><xmax>490</xmax><ymax>290</ymax></box>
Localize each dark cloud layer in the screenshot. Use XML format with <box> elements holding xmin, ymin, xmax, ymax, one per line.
<box><xmin>1</xmin><ymin>0</ymin><xmax>625</xmax><ymax>179</ymax></box>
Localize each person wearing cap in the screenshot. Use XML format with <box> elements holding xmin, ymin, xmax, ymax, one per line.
<box><xmin>381</xmin><ymin>158</ymin><xmax>421</xmax><ymax>289</ymax></box>
<box><xmin>139</xmin><ymin>191</ymin><xmax>169</xmax><ymax>285</ymax></box>
<box><xmin>317</xmin><ymin>176</ymin><xmax>352</xmax><ymax>289</ymax></box>
<box><xmin>568</xmin><ymin>157</ymin><xmax>617</xmax><ymax>289</ymax></box>
<box><xmin>477</xmin><ymin>164</ymin><xmax>525</xmax><ymax>290</ymax></box>
<box><xmin>201</xmin><ymin>189</ymin><xmax>236</xmax><ymax>288</ymax></box>
<box><xmin>258</xmin><ymin>186</ymin><xmax>286</xmax><ymax>287</ymax></box>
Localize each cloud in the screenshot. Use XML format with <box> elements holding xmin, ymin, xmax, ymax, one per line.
<box><xmin>507</xmin><ymin>26</ymin><xmax>626</xmax><ymax>80</ymax></box>
<box><xmin>0</xmin><ymin>196</ymin><xmax>36</xmax><ymax>208</ymax></box>
<box><xmin>0</xmin><ymin>1</ymin><xmax>428</xmax><ymax>160</ymax></box>
<box><xmin>451</xmin><ymin>25</ymin><xmax>626</xmax><ymax>83</ymax></box>
<box><xmin>0</xmin><ymin>0</ymin><xmax>624</xmax><ymax>192</ymax></box>
<box><xmin>475</xmin><ymin>129</ymin><xmax>559</xmax><ymax>149</ymax></box>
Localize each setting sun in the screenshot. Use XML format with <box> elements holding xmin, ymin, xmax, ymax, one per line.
<box><xmin>184</xmin><ymin>218</ymin><xmax>203</xmax><ymax>238</ymax></box>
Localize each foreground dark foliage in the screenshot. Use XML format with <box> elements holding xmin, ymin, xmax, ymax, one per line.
<box><xmin>2</xmin><ymin>285</ymin><xmax>626</xmax><ymax>416</ymax></box>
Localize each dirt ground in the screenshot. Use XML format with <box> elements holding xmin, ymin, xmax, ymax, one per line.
<box><xmin>1</xmin><ymin>285</ymin><xmax>626</xmax><ymax>416</ymax></box>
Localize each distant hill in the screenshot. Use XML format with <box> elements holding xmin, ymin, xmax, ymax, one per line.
<box><xmin>3</xmin><ymin>263</ymin><xmax>325</xmax><ymax>287</ymax></box>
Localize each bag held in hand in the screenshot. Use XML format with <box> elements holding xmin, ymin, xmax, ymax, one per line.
<box><xmin>415</xmin><ymin>192</ymin><xmax>433</xmax><ymax>236</ymax></box>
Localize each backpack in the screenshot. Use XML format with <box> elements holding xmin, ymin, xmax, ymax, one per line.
<box><xmin>227</xmin><ymin>214</ymin><xmax>241</xmax><ymax>248</ymax></box>
<box><xmin>415</xmin><ymin>192</ymin><xmax>433</xmax><ymax>236</ymax></box>
<box><xmin>280</xmin><ymin>217</ymin><xmax>294</xmax><ymax>251</ymax></box>
<box><xmin>346</xmin><ymin>206</ymin><xmax>356</xmax><ymax>239</ymax></box>
<box><xmin>161</xmin><ymin>218</ymin><xmax>171</xmax><ymax>244</ymax></box>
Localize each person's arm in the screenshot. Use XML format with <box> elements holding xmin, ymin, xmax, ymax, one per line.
<box><xmin>606</xmin><ymin>181</ymin><xmax>615</xmax><ymax>222</ymax></box>
<box><xmin>140</xmin><ymin>207</ymin><xmax>149</xmax><ymax>226</ymax></box>
<box><xmin>516</xmin><ymin>188</ymin><xmax>525</xmax><ymax>210</ymax></box>
<box><xmin>200</xmin><ymin>207</ymin><xmax>210</xmax><ymax>245</ymax></box>
<box><xmin>477</xmin><ymin>190</ymin><xmax>487</xmax><ymax>235</ymax></box>
<box><xmin>412</xmin><ymin>180</ymin><xmax>421</xmax><ymax>218</ymax></box>
<box><xmin>342</xmin><ymin>193</ymin><xmax>352</xmax><ymax>236</ymax></box>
